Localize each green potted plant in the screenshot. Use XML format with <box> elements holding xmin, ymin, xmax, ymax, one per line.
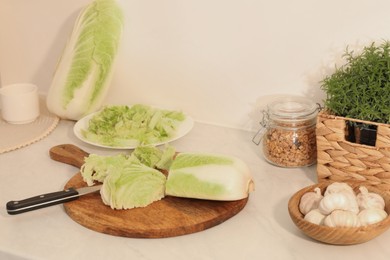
<box><xmin>320</xmin><ymin>40</ymin><xmax>390</xmax><ymax>146</ymax></box>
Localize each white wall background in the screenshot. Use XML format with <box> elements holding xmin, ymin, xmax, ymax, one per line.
<box><xmin>1</xmin><ymin>0</ymin><xmax>390</xmax><ymax>130</ymax></box>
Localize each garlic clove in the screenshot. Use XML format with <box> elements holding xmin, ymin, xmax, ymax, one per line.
<box><xmin>356</xmin><ymin>186</ymin><xmax>385</xmax><ymax>211</ymax></box>
<box><xmin>304</xmin><ymin>209</ymin><xmax>326</xmax><ymax>225</ymax></box>
<box><xmin>324</xmin><ymin>182</ymin><xmax>355</xmax><ymax>196</ymax></box>
<box><xmin>358</xmin><ymin>208</ymin><xmax>388</xmax><ymax>226</ymax></box>
<box><xmin>324</xmin><ymin>210</ymin><xmax>360</xmax><ymax>228</ymax></box>
<box><xmin>319</xmin><ymin>190</ymin><xmax>359</xmax><ymax>215</ymax></box>
<box><xmin>299</xmin><ymin>187</ymin><xmax>323</xmax><ymax>215</ymax></box>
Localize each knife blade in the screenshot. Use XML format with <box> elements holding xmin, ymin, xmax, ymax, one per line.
<box><xmin>6</xmin><ymin>185</ymin><xmax>102</xmax><ymax>215</ymax></box>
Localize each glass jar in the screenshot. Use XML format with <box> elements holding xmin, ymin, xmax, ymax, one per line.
<box><xmin>253</xmin><ymin>97</ymin><xmax>319</xmax><ymax>167</ymax></box>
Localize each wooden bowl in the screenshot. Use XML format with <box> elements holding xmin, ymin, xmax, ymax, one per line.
<box><xmin>288</xmin><ymin>182</ymin><xmax>390</xmax><ymax>245</ymax></box>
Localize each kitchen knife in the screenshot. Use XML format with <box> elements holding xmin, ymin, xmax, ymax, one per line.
<box><xmin>6</xmin><ymin>185</ymin><xmax>102</xmax><ymax>215</ymax></box>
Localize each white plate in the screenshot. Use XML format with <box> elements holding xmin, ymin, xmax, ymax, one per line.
<box><xmin>73</xmin><ymin>108</ymin><xmax>194</xmax><ymax>149</ymax></box>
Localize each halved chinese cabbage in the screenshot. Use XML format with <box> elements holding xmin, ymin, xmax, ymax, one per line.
<box><xmin>166</xmin><ymin>153</ymin><xmax>254</xmax><ymax>201</ymax></box>
<box><xmin>101</xmin><ymin>162</ymin><xmax>166</xmax><ymax>209</ymax></box>
<box><xmin>47</xmin><ymin>0</ymin><xmax>124</xmax><ymax>120</ymax></box>
<box><xmin>80</xmin><ymin>145</ymin><xmax>174</xmax><ymax>210</ymax></box>
<box><xmin>80</xmin><ymin>145</ymin><xmax>175</xmax><ymax>186</ymax></box>
<box><xmin>129</xmin><ymin>144</ymin><xmax>176</xmax><ymax>170</ymax></box>
<box><xmin>80</xmin><ymin>153</ymin><xmax>130</xmax><ymax>186</ymax></box>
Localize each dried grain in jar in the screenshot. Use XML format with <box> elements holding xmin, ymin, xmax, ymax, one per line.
<box><xmin>253</xmin><ymin>97</ymin><xmax>319</xmax><ymax>167</ymax></box>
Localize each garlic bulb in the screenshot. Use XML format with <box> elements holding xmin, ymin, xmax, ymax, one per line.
<box><xmin>304</xmin><ymin>209</ymin><xmax>326</xmax><ymax>225</ymax></box>
<box><xmin>356</xmin><ymin>186</ymin><xmax>385</xmax><ymax>211</ymax></box>
<box><xmin>324</xmin><ymin>210</ymin><xmax>360</xmax><ymax>228</ymax></box>
<box><xmin>299</xmin><ymin>187</ymin><xmax>323</xmax><ymax>215</ymax></box>
<box><xmin>358</xmin><ymin>208</ymin><xmax>388</xmax><ymax>226</ymax></box>
<box><xmin>318</xmin><ymin>190</ymin><xmax>359</xmax><ymax>215</ymax></box>
<box><xmin>324</xmin><ymin>182</ymin><xmax>355</xmax><ymax>196</ymax></box>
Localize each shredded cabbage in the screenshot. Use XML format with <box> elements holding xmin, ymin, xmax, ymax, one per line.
<box><xmin>81</xmin><ymin>104</ymin><xmax>186</xmax><ymax>147</ymax></box>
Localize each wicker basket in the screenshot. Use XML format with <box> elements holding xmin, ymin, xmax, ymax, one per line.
<box><xmin>316</xmin><ymin>110</ymin><xmax>390</xmax><ymax>191</ymax></box>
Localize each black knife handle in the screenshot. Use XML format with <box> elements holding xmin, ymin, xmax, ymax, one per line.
<box><xmin>6</xmin><ymin>188</ymin><xmax>79</xmax><ymax>215</ymax></box>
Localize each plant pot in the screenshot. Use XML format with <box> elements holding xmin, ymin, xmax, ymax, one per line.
<box><xmin>316</xmin><ymin>111</ymin><xmax>390</xmax><ymax>192</ymax></box>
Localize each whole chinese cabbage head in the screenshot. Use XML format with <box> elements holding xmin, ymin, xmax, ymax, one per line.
<box><xmin>47</xmin><ymin>0</ymin><xmax>124</xmax><ymax>120</ymax></box>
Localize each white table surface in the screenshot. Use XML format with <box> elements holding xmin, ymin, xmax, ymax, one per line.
<box><xmin>1</xmin><ymin>120</ymin><xmax>390</xmax><ymax>260</ymax></box>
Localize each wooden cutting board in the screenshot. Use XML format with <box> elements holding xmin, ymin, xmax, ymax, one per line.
<box><xmin>49</xmin><ymin>144</ymin><xmax>249</xmax><ymax>238</ymax></box>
